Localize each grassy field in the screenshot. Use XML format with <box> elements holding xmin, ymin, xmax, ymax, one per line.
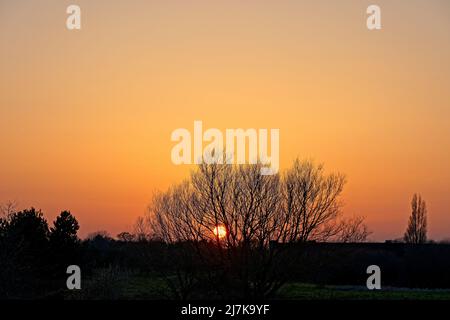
<box><xmin>277</xmin><ymin>283</ymin><xmax>450</xmax><ymax>300</ymax></box>
<box><xmin>113</xmin><ymin>275</ymin><xmax>450</xmax><ymax>300</ymax></box>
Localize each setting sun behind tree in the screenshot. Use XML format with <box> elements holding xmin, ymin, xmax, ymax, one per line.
<box><xmin>213</xmin><ymin>225</ymin><xmax>227</xmax><ymax>239</ymax></box>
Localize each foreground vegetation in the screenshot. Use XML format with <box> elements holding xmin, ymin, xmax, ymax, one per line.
<box><xmin>66</xmin><ymin>273</ymin><xmax>450</xmax><ymax>300</ymax></box>
<box><xmin>277</xmin><ymin>283</ymin><xmax>450</xmax><ymax>300</ymax></box>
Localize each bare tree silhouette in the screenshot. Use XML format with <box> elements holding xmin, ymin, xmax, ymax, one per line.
<box><xmin>0</xmin><ymin>201</ymin><xmax>17</xmax><ymax>218</ymax></box>
<box><xmin>133</xmin><ymin>216</ymin><xmax>151</xmax><ymax>242</ymax></box>
<box><xmin>404</xmin><ymin>194</ymin><xmax>427</xmax><ymax>244</ymax></box>
<box><xmin>335</xmin><ymin>216</ymin><xmax>371</xmax><ymax>243</ymax></box>
<box><xmin>146</xmin><ymin>158</ymin><xmax>367</xmax><ymax>298</ymax></box>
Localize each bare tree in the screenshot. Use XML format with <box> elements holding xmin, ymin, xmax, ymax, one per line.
<box><xmin>146</xmin><ymin>159</ymin><xmax>361</xmax><ymax>298</ymax></box>
<box><xmin>404</xmin><ymin>194</ymin><xmax>427</xmax><ymax>244</ymax></box>
<box><xmin>0</xmin><ymin>201</ymin><xmax>17</xmax><ymax>218</ymax></box>
<box><xmin>149</xmin><ymin>160</ymin><xmax>347</xmax><ymax>244</ymax></box>
<box><xmin>133</xmin><ymin>216</ymin><xmax>152</xmax><ymax>241</ymax></box>
<box><xmin>278</xmin><ymin>159</ymin><xmax>346</xmax><ymax>243</ymax></box>
<box><xmin>335</xmin><ymin>215</ymin><xmax>371</xmax><ymax>243</ymax></box>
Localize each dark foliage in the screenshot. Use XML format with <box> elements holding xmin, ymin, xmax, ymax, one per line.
<box><xmin>1</xmin><ymin>208</ymin><xmax>450</xmax><ymax>299</ymax></box>
<box><xmin>0</xmin><ymin>208</ymin><xmax>81</xmax><ymax>298</ymax></box>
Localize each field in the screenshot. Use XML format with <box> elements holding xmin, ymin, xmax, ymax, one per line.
<box><xmin>79</xmin><ymin>274</ymin><xmax>450</xmax><ymax>300</ymax></box>
<box><xmin>277</xmin><ymin>283</ymin><xmax>450</xmax><ymax>300</ymax></box>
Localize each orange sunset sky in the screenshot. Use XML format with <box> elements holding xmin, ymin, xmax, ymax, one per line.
<box><xmin>1</xmin><ymin>0</ymin><xmax>449</xmax><ymax>241</ymax></box>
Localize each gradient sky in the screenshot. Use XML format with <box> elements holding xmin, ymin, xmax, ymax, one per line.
<box><xmin>1</xmin><ymin>0</ymin><xmax>449</xmax><ymax>240</ymax></box>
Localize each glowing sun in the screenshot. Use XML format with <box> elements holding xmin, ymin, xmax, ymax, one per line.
<box><xmin>213</xmin><ymin>225</ymin><xmax>227</xmax><ymax>239</ymax></box>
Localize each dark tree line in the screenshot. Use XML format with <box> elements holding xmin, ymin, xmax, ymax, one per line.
<box><xmin>0</xmin><ymin>206</ymin><xmax>80</xmax><ymax>298</ymax></box>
